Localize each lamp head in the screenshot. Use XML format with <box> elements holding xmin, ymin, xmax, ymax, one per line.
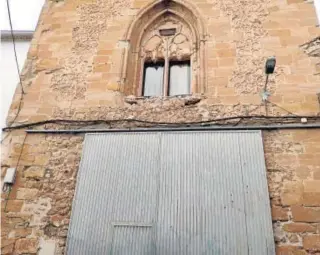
<box><xmin>265</xmin><ymin>56</ymin><xmax>276</xmax><ymax>74</ymax></box>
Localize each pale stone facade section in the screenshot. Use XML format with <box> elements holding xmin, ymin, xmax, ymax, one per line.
<box><xmin>1</xmin><ymin>0</ymin><xmax>320</xmax><ymax>254</ymax></box>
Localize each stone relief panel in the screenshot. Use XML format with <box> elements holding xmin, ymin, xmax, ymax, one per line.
<box><xmin>141</xmin><ymin>17</ymin><xmax>193</xmax><ymax>62</ymax></box>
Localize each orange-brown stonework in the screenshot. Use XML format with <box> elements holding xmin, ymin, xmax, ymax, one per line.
<box><xmin>1</xmin><ymin>0</ymin><xmax>320</xmax><ymax>254</ymax></box>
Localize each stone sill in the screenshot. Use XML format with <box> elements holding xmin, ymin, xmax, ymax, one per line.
<box><xmin>125</xmin><ymin>94</ymin><xmax>204</xmax><ymax>105</ymax></box>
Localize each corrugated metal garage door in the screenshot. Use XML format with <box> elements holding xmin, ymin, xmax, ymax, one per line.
<box><xmin>66</xmin><ymin>131</ymin><xmax>275</xmax><ymax>255</ymax></box>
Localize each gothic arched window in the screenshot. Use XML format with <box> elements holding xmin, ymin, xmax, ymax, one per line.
<box><xmin>141</xmin><ymin>17</ymin><xmax>193</xmax><ymax>96</ymax></box>
<box><xmin>120</xmin><ymin>0</ymin><xmax>206</xmax><ymax>96</ymax></box>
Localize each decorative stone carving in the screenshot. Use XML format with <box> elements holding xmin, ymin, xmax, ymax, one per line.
<box><xmin>141</xmin><ymin>17</ymin><xmax>193</xmax><ymax>62</ymax></box>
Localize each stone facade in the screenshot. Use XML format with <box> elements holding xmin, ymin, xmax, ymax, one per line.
<box><xmin>1</xmin><ymin>0</ymin><xmax>320</xmax><ymax>254</ymax></box>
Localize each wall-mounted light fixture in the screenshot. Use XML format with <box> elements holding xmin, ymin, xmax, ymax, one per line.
<box><xmin>265</xmin><ymin>56</ymin><xmax>276</xmax><ymax>75</ymax></box>
<box><xmin>262</xmin><ymin>56</ymin><xmax>276</xmax><ymax>101</ymax></box>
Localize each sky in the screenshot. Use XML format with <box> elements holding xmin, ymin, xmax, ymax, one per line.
<box><xmin>1</xmin><ymin>0</ymin><xmax>45</xmax><ymax>31</ymax></box>
<box><xmin>1</xmin><ymin>0</ymin><xmax>45</xmax><ymax>134</ymax></box>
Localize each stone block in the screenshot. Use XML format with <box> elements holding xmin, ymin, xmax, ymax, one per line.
<box><xmin>281</xmin><ymin>36</ymin><xmax>307</xmax><ymax>47</ymax></box>
<box><xmin>285</xmin><ymin>74</ymin><xmax>307</xmax><ymax>84</ymax></box>
<box><xmin>24</xmin><ymin>93</ymin><xmax>40</xmax><ymax>102</ymax></box>
<box><xmin>215</xmin><ymin>42</ymin><xmax>232</xmax><ymax>49</ymax></box>
<box><xmin>50</xmin><ymin>214</ymin><xmax>65</xmax><ymax>227</ymax></box>
<box><xmin>300</xmin><ymin>102</ymin><xmax>320</xmax><ymax>114</ymax></box>
<box><xmin>38</xmin><ymin>50</ymin><xmax>53</xmax><ymax>58</ymax></box>
<box><xmin>288</xmin><ymin>233</ymin><xmax>299</xmax><ymax>243</ymax></box>
<box><xmin>18</xmin><ymin>154</ymin><xmax>36</xmax><ymax>165</ymax></box>
<box><xmin>281</xmin><ymin>182</ymin><xmax>303</xmax><ymax>206</ymax></box>
<box><xmin>216</xmin><ymin>87</ymin><xmax>236</xmax><ymax>96</ymax></box>
<box><xmin>300</xmin><ymin>18</ymin><xmax>318</xmax><ymax>27</ymax></box>
<box><xmin>239</xmin><ymin>95</ymin><xmax>262</xmax><ymax>105</ymax></box>
<box><xmin>276</xmin><ymin>246</ymin><xmax>307</xmax><ymax>255</ymax></box>
<box><xmin>33</xmin><ymin>155</ymin><xmax>50</xmax><ymax>165</ymax></box>
<box><xmin>37</xmin><ymin>107</ymin><xmax>54</xmax><ymax>116</ymax></box>
<box><xmin>10</xmin><ymin>228</ymin><xmax>33</xmax><ymax>238</ymax></box>
<box><xmin>261</xmin><ymin>37</ymin><xmax>282</xmax><ymax>48</ymax></box>
<box><xmin>282</xmin><ymin>223</ymin><xmax>316</xmax><ymax>233</ymax></box>
<box><xmin>276</xmin><ymin>55</ymin><xmax>293</xmax><ymax>65</ymax></box>
<box><xmin>132</xmin><ymin>0</ymin><xmax>148</xmax><ymax>8</ymax></box>
<box><xmin>303</xmin><ymin>235</ymin><xmax>320</xmax><ymax>250</ymax></box>
<box><xmin>36</xmin><ymin>58</ymin><xmax>59</xmax><ymax>71</ymax></box>
<box><xmin>219</xmin><ymin>96</ymin><xmax>240</xmax><ymax>105</ymax></box>
<box><xmin>15</xmin><ymin>238</ymin><xmax>39</xmax><ymax>254</ymax></box>
<box><xmin>24</xmin><ymin>166</ymin><xmax>45</xmax><ymax>179</ymax></box>
<box><xmin>218</xmin><ymin>58</ymin><xmax>235</xmax><ymax>67</ymax></box>
<box><xmin>303</xmin><ymin>181</ymin><xmax>320</xmax><ymax>193</ymax></box>
<box><xmin>291</xmin><ymin>206</ymin><xmax>320</xmax><ymax>223</ymax></box>
<box><xmin>93</xmin><ymin>56</ymin><xmax>109</xmax><ymax>64</ymax></box>
<box><xmin>302</xmin><ymin>193</ymin><xmax>320</xmax><ymax>206</ymax></box>
<box><xmin>5</xmin><ymin>200</ymin><xmax>24</xmax><ymax>212</ymax></box>
<box><xmin>286</xmin><ymin>0</ymin><xmax>305</xmax><ymax>4</ymax></box>
<box><xmin>314</xmin><ymin>170</ymin><xmax>320</xmax><ymax>180</ymax></box>
<box><xmin>268</xmin><ymin>29</ymin><xmax>291</xmax><ymax>37</ymax></box>
<box><xmin>106</xmin><ymin>83</ymin><xmax>120</xmax><ymax>91</ymax></box>
<box><xmin>39</xmin><ymin>239</ymin><xmax>56</xmax><ymax>255</ymax></box>
<box><xmin>263</xmin><ymin>21</ymin><xmax>281</xmax><ymax>30</ymax></box>
<box><xmin>272</xmin><ymin>206</ymin><xmax>289</xmax><ymax>221</ymax></box>
<box><xmin>216</xmin><ymin>49</ymin><xmax>236</xmax><ymax>58</ymax></box>
<box><xmin>1</xmin><ymin>238</ymin><xmax>15</xmax><ymax>255</ymax></box>
<box><xmin>208</xmin><ymin>59</ymin><xmax>218</xmax><ymax>68</ymax></box>
<box><xmin>88</xmin><ymin>82</ymin><xmax>106</xmax><ymax>92</ymax></box>
<box><xmin>214</xmin><ymin>68</ymin><xmax>233</xmax><ymax>77</ymax></box>
<box><xmin>16</xmin><ymin>188</ymin><xmax>39</xmax><ymax>200</ymax></box>
<box><xmin>93</xmin><ymin>63</ymin><xmax>110</xmax><ymax>73</ymax></box>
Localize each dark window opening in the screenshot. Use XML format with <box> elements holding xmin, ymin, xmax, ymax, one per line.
<box><xmin>159</xmin><ymin>28</ymin><xmax>177</xmax><ymax>36</ymax></box>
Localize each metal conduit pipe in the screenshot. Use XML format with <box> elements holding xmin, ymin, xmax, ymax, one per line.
<box><xmin>25</xmin><ymin>123</ymin><xmax>320</xmax><ymax>134</ymax></box>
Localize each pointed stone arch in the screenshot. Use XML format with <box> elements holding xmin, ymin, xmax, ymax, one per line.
<box><xmin>119</xmin><ymin>0</ymin><xmax>207</xmax><ymax>95</ymax></box>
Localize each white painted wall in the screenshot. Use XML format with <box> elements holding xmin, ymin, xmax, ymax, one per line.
<box><xmin>0</xmin><ymin>0</ymin><xmax>45</xmax><ymax>134</ymax></box>
<box><xmin>0</xmin><ymin>39</ymin><xmax>31</xmax><ymax>129</ymax></box>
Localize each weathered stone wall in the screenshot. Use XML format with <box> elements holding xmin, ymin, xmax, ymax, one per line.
<box><xmin>1</xmin><ymin>0</ymin><xmax>320</xmax><ymax>254</ymax></box>
<box><xmin>6</xmin><ymin>0</ymin><xmax>320</xmax><ymax>121</ymax></box>
<box><xmin>265</xmin><ymin>130</ymin><xmax>320</xmax><ymax>254</ymax></box>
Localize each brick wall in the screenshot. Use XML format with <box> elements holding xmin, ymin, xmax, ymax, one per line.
<box><xmin>1</xmin><ymin>0</ymin><xmax>320</xmax><ymax>254</ymax></box>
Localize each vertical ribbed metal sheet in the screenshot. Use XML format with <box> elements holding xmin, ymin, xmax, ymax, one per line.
<box><xmin>66</xmin><ymin>131</ymin><xmax>275</xmax><ymax>255</ymax></box>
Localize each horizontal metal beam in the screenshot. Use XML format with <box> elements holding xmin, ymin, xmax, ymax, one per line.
<box><xmin>25</xmin><ymin>123</ymin><xmax>320</xmax><ymax>134</ymax></box>
<box><xmin>1</xmin><ymin>30</ymin><xmax>34</xmax><ymax>40</ymax></box>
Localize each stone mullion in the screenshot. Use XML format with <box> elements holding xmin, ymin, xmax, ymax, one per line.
<box><xmin>163</xmin><ymin>38</ymin><xmax>170</xmax><ymax>96</ymax></box>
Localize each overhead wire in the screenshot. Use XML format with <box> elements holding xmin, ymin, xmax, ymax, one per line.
<box><xmin>5</xmin><ymin>0</ymin><xmax>24</xmax><ymax>94</ymax></box>
<box><xmin>265</xmin><ymin>100</ymin><xmax>299</xmax><ymax>117</ymax></box>
<box><xmin>1</xmin><ymin>0</ymin><xmax>27</xmax><ymax>144</ymax></box>
<box><xmin>2</xmin><ymin>114</ymin><xmax>320</xmax><ymax>131</ymax></box>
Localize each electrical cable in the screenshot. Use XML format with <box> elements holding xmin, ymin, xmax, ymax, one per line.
<box><xmin>1</xmin><ymin>0</ymin><xmax>26</xmax><ymax>145</ymax></box>
<box><xmin>5</xmin><ymin>0</ymin><xmax>24</xmax><ymax>94</ymax></box>
<box><xmin>2</xmin><ymin>114</ymin><xmax>320</xmax><ymax>131</ymax></box>
<box><xmin>264</xmin><ymin>74</ymin><xmax>269</xmax><ymax>92</ymax></box>
<box><xmin>265</xmin><ymin>100</ymin><xmax>299</xmax><ymax>116</ymax></box>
